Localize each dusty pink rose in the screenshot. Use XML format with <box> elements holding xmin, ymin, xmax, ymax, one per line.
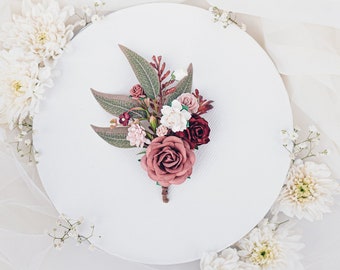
<box><xmin>141</xmin><ymin>136</ymin><xmax>195</xmax><ymax>187</ymax></box>
<box><xmin>177</xmin><ymin>93</ymin><xmax>199</xmax><ymax>113</ymax></box>
<box><xmin>129</xmin><ymin>84</ymin><xmax>145</xmax><ymax>99</ymax></box>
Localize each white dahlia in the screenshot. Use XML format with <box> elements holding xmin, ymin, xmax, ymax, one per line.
<box><xmin>200</xmin><ymin>248</ymin><xmax>255</xmax><ymax>270</ymax></box>
<box><xmin>272</xmin><ymin>160</ymin><xmax>339</xmax><ymax>221</ymax></box>
<box><xmin>0</xmin><ymin>0</ymin><xmax>75</xmax><ymax>64</ymax></box>
<box><xmin>0</xmin><ymin>49</ymin><xmax>53</xmax><ymax>128</ymax></box>
<box><xmin>236</xmin><ymin>218</ymin><xmax>304</xmax><ymax>270</ymax></box>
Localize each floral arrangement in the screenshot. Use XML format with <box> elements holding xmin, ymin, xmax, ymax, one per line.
<box><xmin>0</xmin><ymin>1</ymin><xmax>339</xmax><ymax>269</ymax></box>
<box><xmin>91</xmin><ymin>45</ymin><xmax>213</xmax><ymax>203</ymax></box>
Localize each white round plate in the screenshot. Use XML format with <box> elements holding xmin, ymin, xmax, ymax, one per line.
<box><xmin>34</xmin><ymin>3</ymin><xmax>292</xmax><ymax>265</ymax></box>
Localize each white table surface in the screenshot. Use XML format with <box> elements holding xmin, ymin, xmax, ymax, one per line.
<box><xmin>0</xmin><ymin>0</ymin><xmax>339</xmax><ymax>270</ymax></box>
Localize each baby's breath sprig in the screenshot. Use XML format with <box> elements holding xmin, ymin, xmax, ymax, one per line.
<box><xmin>281</xmin><ymin>125</ymin><xmax>329</xmax><ymax>161</ymax></box>
<box><xmin>48</xmin><ymin>214</ymin><xmax>100</xmax><ymax>250</ymax></box>
<box><xmin>209</xmin><ymin>6</ymin><xmax>246</xmax><ymax>31</ymax></box>
<box><xmin>74</xmin><ymin>1</ymin><xmax>106</xmax><ymax>28</ymax></box>
<box><xmin>9</xmin><ymin>117</ymin><xmax>39</xmax><ymax>163</ymax></box>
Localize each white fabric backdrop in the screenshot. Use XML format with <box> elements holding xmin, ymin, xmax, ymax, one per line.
<box><xmin>0</xmin><ymin>0</ymin><xmax>339</xmax><ymax>269</ymax></box>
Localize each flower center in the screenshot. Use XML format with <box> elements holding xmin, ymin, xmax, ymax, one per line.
<box><xmin>291</xmin><ymin>175</ymin><xmax>316</xmax><ymax>203</ymax></box>
<box><xmin>37</xmin><ymin>31</ymin><xmax>48</xmax><ymax>44</ymax></box>
<box><xmin>250</xmin><ymin>241</ymin><xmax>277</xmax><ymax>266</ymax></box>
<box><xmin>11</xmin><ymin>80</ymin><xmax>24</xmax><ymax>95</ymax></box>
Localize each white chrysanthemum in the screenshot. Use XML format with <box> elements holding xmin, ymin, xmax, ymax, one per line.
<box><xmin>160</xmin><ymin>100</ymin><xmax>191</xmax><ymax>132</ymax></box>
<box><xmin>126</xmin><ymin>123</ymin><xmax>150</xmax><ymax>148</ymax></box>
<box><xmin>272</xmin><ymin>161</ymin><xmax>339</xmax><ymax>221</ymax></box>
<box><xmin>200</xmin><ymin>248</ymin><xmax>255</xmax><ymax>270</ymax></box>
<box><xmin>0</xmin><ymin>0</ymin><xmax>75</xmax><ymax>63</ymax></box>
<box><xmin>0</xmin><ymin>49</ymin><xmax>53</xmax><ymax>128</ymax></box>
<box><xmin>236</xmin><ymin>218</ymin><xmax>304</xmax><ymax>270</ymax></box>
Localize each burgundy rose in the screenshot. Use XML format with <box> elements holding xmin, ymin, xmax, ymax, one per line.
<box><xmin>129</xmin><ymin>84</ymin><xmax>145</xmax><ymax>99</ymax></box>
<box><xmin>141</xmin><ymin>136</ymin><xmax>195</xmax><ymax>187</ymax></box>
<box><xmin>118</xmin><ymin>112</ymin><xmax>130</xmax><ymax>126</ymax></box>
<box><xmin>175</xmin><ymin>114</ymin><xmax>210</xmax><ymax>149</ymax></box>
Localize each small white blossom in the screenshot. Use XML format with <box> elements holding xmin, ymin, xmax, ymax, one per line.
<box><xmin>34</xmin><ymin>152</ymin><xmax>40</xmax><ymax>162</ymax></box>
<box><xmin>94</xmin><ymin>1</ymin><xmax>105</xmax><ymax>7</ymax></box>
<box><xmin>15</xmin><ymin>135</ymin><xmax>23</xmax><ymax>142</ymax></box>
<box><xmin>53</xmin><ymin>239</ymin><xmax>63</xmax><ymax>250</ymax></box>
<box><xmin>280</xmin><ymin>130</ymin><xmax>291</xmax><ymax>147</ymax></box>
<box><xmin>308</xmin><ymin>125</ymin><xmax>318</xmax><ymax>133</ymax></box>
<box><xmin>68</xmin><ymin>227</ymin><xmax>79</xmax><ymax>239</ymax></box>
<box><xmin>91</xmin><ymin>14</ymin><xmax>102</xmax><ymax>23</ymax></box>
<box><xmin>156</xmin><ymin>125</ymin><xmax>168</xmax><ymax>137</ymax></box>
<box><xmin>56</xmin><ymin>217</ymin><xmax>62</xmax><ymax>226</ymax></box>
<box><xmin>24</xmin><ymin>139</ymin><xmax>31</xmax><ymax>145</ymax></box>
<box><xmin>272</xmin><ymin>161</ymin><xmax>339</xmax><ymax>221</ymax></box>
<box><xmin>78</xmin><ymin>216</ymin><xmax>84</xmax><ymax>223</ymax></box>
<box><xmin>173</xmin><ymin>69</ymin><xmax>187</xmax><ymax>81</ymax></box>
<box><xmin>160</xmin><ymin>100</ymin><xmax>191</xmax><ymax>132</ymax></box>
<box><xmin>289</xmin><ymin>153</ymin><xmax>296</xmax><ymax>160</ymax></box>
<box><xmin>319</xmin><ymin>149</ymin><xmax>330</xmax><ymax>156</ymax></box>
<box><xmin>236</xmin><ymin>218</ymin><xmax>304</xmax><ymax>270</ymax></box>
<box><xmin>240</xmin><ymin>23</ymin><xmax>247</xmax><ymax>31</ymax></box>
<box><xmin>297</xmin><ymin>142</ymin><xmax>308</xmax><ymax>150</ymax></box>
<box><xmin>311</xmin><ymin>136</ymin><xmax>320</xmax><ymax>144</ymax></box>
<box><xmin>82</xmin><ymin>5</ymin><xmax>92</xmax><ymax>16</ymax></box>
<box><xmin>294</xmin><ymin>126</ymin><xmax>301</xmax><ymax>132</ymax></box>
<box><xmin>289</xmin><ymin>131</ymin><xmax>299</xmax><ymax>141</ymax></box>
<box><xmin>78</xmin><ymin>19</ymin><xmax>86</xmax><ymax>27</ymax></box>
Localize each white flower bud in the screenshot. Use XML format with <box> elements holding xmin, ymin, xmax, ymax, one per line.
<box><xmin>173</xmin><ymin>69</ymin><xmax>187</xmax><ymax>81</ymax></box>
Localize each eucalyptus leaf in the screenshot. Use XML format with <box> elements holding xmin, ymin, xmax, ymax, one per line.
<box><xmin>91</xmin><ymin>125</ymin><xmax>133</xmax><ymax>148</ymax></box>
<box><xmin>91</xmin><ymin>88</ymin><xmax>146</xmax><ymax>118</ymax></box>
<box><xmin>119</xmin><ymin>44</ymin><xmax>160</xmax><ymax>99</ymax></box>
<box><xmin>166</xmin><ymin>64</ymin><xmax>193</xmax><ymax>105</ymax></box>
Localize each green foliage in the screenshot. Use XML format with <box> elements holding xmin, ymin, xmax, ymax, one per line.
<box><xmin>119</xmin><ymin>44</ymin><xmax>160</xmax><ymax>99</ymax></box>
<box><xmin>91</xmin><ymin>89</ymin><xmax>146</xmax><ymax>118</ymax></box>
<box><xmin>91</xmin><ymin>125</ymin><xmax>133</xmax><ymax>148</ymax></box>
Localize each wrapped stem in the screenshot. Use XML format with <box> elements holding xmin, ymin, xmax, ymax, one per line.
<box><xmin>162</xmin><ymin>186</ymin><xmax>169</xmax><ymax>203</ymax></box>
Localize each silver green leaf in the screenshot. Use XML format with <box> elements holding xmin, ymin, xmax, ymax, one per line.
<box><xmin>119</xmin><ymin>44</ymin><xmax>160</xmax><ymax>99</ymax></box>
<box><xmin>91</xmin><ymin>125</ymin><xmax>133</xmax><ymax>148</ymax></box>
<box><xmin>166</xmin><ymin>64</ymin><xmax>193</xmax><ymax>105</ymax></box>
<box><xmin>91</xmin><ymin>88</ymin><xmax>146</xmax><ymax>119</ymax></box>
